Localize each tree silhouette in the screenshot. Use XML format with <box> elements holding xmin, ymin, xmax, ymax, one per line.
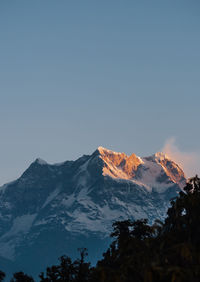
<box><xmin>39</xmin><ymin>248</ymin><xmax>90</xmax><ymax>282</ymax></box>
<box><xmin>39</xmin><ymin>256</ymin><xmax>74</xmax><ymax>281</ymax></box>
<box><xmin>10</xmin><ymin>271</ymin><xmax>34</xmax><ymax>282</ymax></box>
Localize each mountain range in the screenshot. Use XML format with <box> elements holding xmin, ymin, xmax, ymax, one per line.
<box><xmin>0</xmin><ymin>147</ymin><xmax>186</xmax><ymax>279</ymax></box>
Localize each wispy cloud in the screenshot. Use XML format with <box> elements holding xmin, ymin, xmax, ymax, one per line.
<box><xmin>162</xmin><ymin>137</ymin><xmax>199</xmax><ymax>178</ymax></box>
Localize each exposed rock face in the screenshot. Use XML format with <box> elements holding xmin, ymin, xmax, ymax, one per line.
<box><xmin>0</xmin><ymin>147</ymin><xmax>186</xmax><ymax>278</ymax></box>
<box><xmin>99</xmin><ymin>147</ymin><xmax>185</xmax><ymax>190</ymax></box>
<box><xmin>98</xmin><ymin>147</ymin><xmax>143</xmax><ymax>178</ymax></box>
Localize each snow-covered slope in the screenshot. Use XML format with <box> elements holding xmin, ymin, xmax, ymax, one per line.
<box><xmin>0</xmin><ymin>147</ymin><xmax>186</xmax><ymax>278</ymax></box>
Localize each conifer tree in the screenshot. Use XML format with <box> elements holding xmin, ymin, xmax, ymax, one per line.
<box><xmin>10</xmin><ymin>271</ymin><xmax>34</xmax><ymax>282</ymax></box>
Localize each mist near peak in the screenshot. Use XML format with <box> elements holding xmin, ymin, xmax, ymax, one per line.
<box><xmin>162</xmin><ymin>137</ymin><xmax>199</xmax><ymax>178</ymax></box>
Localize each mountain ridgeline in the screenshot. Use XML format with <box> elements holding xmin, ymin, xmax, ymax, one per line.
<box><xmin>0</xmin><ymin>147</ymin><xmax>186</xmax><ymax>278</ymax></box>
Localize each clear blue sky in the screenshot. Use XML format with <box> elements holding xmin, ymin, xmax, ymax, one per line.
<box><xmin>0</xmin><ymin>0</ymin><xmax>200</xmax><ymax>184</ymax></box>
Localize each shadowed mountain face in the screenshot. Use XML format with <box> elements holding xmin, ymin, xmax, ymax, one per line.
<box><xmin>0</xmin><ymin>147</ymin><xmax>186</xmax><ymax>278</ymax></box>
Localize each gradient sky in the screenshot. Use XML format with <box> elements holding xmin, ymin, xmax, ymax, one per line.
<box><xmin>0</xmin><ymin>0</ymin><xmax>200</xmax><ymax>184</ymax></box>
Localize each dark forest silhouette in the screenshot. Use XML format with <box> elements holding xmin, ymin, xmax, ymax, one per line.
<box><xmin>1</xmin><ymin>176</ymin><xmax>200</xmax><ymax>282</ymax></box>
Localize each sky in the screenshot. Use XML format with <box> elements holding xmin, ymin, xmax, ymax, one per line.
<box><xmin>0</xmin><ymin>0</ymin><xmax>200</xmax><ymax>184</ymax></box>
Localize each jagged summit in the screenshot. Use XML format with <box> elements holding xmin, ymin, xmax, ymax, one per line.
<box><xmin>94</xmin><ymin>147</ymin><xmax>185</xmax><ymax>189</ymax></box>
<box><xmin>144</xmin><ymin>152</ymin><xmax>170</xmax><ymax>162</ymax></box>
<box><xmin>0</xmin><ymin>146</ymin><xmax>187</xmax><ymax>277</ymax></box>
<box><xmin>96</xmin><ymin>146</ymin><xmax>143</xmax><ymax>180</ymax></box>
<box><xmin>154</xmin><ymin>151</ymin><xmax>169</xmax><ymax>160</ymax></box>
<box><xmin>97</xmin><ymin>146</ymin><xmax>143</xmax><ymax>164</ymax></box>
<box><xmin>19</xmin><ymin>147</ymin><xmax>186</xmax><ymax>193</ymax></box>
<box><xmin>97</xmin><ymin>147</ymin><xmax>169</xmax><ymax>162</ymax></box>
<box><xmin>34</xmin><ymin>158</ymin><xmax>48</xmax><ymax>165</ymax></box>
<box><xmin>97</xmin><ymin>146</ymin><xmax>125</xmax><ymax>155</ymax></box>
<box><xmin>26</xmin><ymin>147</ymin><xmax>185</xmax><ymax>191</ymax></box>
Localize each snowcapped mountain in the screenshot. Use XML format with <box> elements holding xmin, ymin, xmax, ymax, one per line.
<box><xmin>0</xmin><ymin>147</ymin><xmax>186</xmax><ymax>278</ymax></box>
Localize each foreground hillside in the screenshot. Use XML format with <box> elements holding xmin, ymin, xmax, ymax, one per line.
<box><xmin>0</xmin><ymin>147</ymin><xmax>185</xmax><ymax>277</ymax></box>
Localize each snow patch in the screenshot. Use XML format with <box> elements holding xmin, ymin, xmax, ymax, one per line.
<box><xmin>1</xmin><ymin>214</ymin><xmax>37</xmax><ymax>239</ymax></box>
<box><xmin>0</xmin><ymin>241</ymin><xmax>16</xmax><ymax>260</ymax></box>
<box><xmin>62</xmin><ymin>194</ymin><xmax>76</xmax><ymax>208</ymax></box>
<box><xmin>42</xmin><ymin>187</ymin><xmax>60</xmax><ymax>208</ymax></box>
<box><xmin>0</xmin><ymin>214</ymin><xmax>37</xmax><ymax>260</ymax></box>
<box><xmin>139</xmin><ymin>159</ymin><xmax>172</xmax><ymax>192</ymax></box>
